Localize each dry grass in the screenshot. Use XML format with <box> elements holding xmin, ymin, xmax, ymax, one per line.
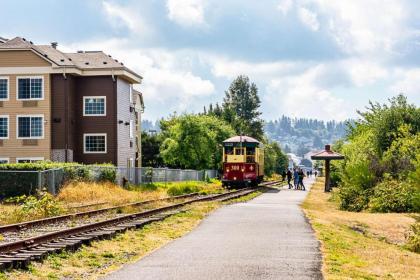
<box><xmin>302</xmin><ymin>179</ymin><xmax>420</xmax><ymax>280</ymax></box>
<box><xmin>0</xmin><ymin>180</ymin><xmax>221</xmax><ymax>225</ymax></box>
<box><xmin>57</xmin><ymin>181</ymin><xmax>165</xmax><ymax>206</ymax></box>
<box><xmin>1</xmin><ymin>190</ymin><xmax>262</xmax><ymax>280</ymax></box>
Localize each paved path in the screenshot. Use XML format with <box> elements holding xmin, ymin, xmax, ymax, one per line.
<box><xmin>103</xmin><ymin>178</ymin><xmax>322</xmax><ymax>280</ymax></box>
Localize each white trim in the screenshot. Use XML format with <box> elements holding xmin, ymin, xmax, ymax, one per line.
<box><xmin>0</xmin><ymin>76</ymin><xmax>10</xmax><ymax>101</ymax></box>
<box><xmin>0</xmin><ymin>115</ymin><xmax>9</xmax><ymax>139</ymax></box>
<box><xmin>83</xmin><ymin>96</ymin><xmax>106</xmax><ymax>116</ymax></box>
<box><xmin>16</xmin><ymin>76</ymin><xmax>44</xmax><ymax>101</ymax></box>
<box><xmin>83</xmin><ymin>133</ymin><xmax>107</xmax><ymax>154</ymax></box>
<box><xmin>16</xmin><ymin>114</ymin><xmax>45</xmax><ymax>139</ymax></box>
<box><xmin>129</xmin><ymin>85</ymin><xmax>133</xmax><ymax>103</ymax></box>
<box><xmin>0</xmin><ymin>158</ymin><xmax>9</xmax><ymax>164</ymax></box>
<box><xmin>16</xmin><ymin>157</ymin><xmax>44</xmax><ymax>163</ymax></box>
<box><xmin>0</xmin><ymin>68</ymin><xmax>141</xmax><ymax>84</ymax></box>
<box><xmin>129</xmin><ymin>120</ymin><xmax>134</xmax><ymax>139</ymax></box>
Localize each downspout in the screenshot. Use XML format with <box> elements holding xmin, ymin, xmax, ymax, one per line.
<box><xmin>63</xmin><ymin>67</ymin><xmax>68</xmax><ymax>162</ymax></box>
<box><xmin>113</xmin><ymin>74</ymin><xmax>118</xmax><ymax>166</ymax></box>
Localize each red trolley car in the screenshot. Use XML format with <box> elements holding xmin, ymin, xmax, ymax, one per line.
<box><xmin>221</xmin><ymin>135</ymin><xmax>264</xmax><ymax>188</ymax></box>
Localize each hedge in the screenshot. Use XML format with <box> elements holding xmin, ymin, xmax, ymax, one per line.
<box><xmin>0</xmin><ymin>161</ymin><xmax>117</xmax><ymax>198</ymax></box>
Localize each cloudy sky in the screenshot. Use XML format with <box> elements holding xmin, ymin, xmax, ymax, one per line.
<box><xmin>1</xmin><ymin>0</ymin><xmax>420</xmax><ymax>121</ymax></box>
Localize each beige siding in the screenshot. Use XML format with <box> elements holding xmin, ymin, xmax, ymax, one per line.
<box><xmin>0</xmin><ymin>50</ymin><xmax>51</xmax><ymax>67</ymax></box>
<box><xmin>0</xmin><ymin>74</ymin><xmax>51</xmax><ymax>162</ymax></box>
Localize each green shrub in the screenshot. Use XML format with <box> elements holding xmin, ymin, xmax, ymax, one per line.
<box><xmin>167</xmin><ymin>182</ymin><xmax>200</xmax><ymax>196</ymax></box>
<box><xmin>5</xmin><ymin>192</ymin><xmax>63</xmax><ymax>222</ymax></box>
<box><xmin>405</xmin><ymin>222</ymin><xmax>420</xmax><ymax>253</ymax></box>
<box><xmin>98</xmin><ymin>167</ymin><xmax>116</xmax><ymax>183</ymax></box>
<box><xmin>338</xmin><ymin>183</ymin><xmax>372</xmax><ymax>212</ymax></box>
<box><xmin>368</xmin><ymin>179</ymin><xmax>420</xmax><ymax>213</ymax></box>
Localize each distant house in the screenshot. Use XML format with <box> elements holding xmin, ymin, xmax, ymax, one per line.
<box><xmin>0</xmin><ymin>37</ymin><xmax>144</xmax><ymax>167</ymax></box>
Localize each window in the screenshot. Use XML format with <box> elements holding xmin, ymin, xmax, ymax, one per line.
<box><xmin>84</xmin><ymin>134</ymin><xmax>107</xmax><ymax>153</ymax></box>
<box><xmin>17</xmin><ymin>115</ymin><xmax>44</xmax><ymax>139</ymax></box>
<box><xmin>0</xmin><ymin>158</ymin><xmax>9</xmax><ymax>164</ymax></box>
<box><xmin>0</xmin><ymin>77</ymin><xmax>9</xmax><ymax>100</ymax></box>
<box><xmin>16</xmin><ymin>157</ymin><xmax>44</xmax><ymax>163</ymax></box>
<box><xmin>0</xmin><ymin>116</ymin><xmax>8</xmax><ymax>139</ymax></box>
<box><xmin>83</xmin><ymin>96</ymin><xmax>106</xmax><ymax>116</ymax></box>
<box><xmin>17</xmin><ymin>77</ymin><xmax>43</xmax><ymax>100</ymax></box>
<box><xmin>129</xmin><ymin>120</ymin><xmax>134</xmax><ymax>138</ymax></box>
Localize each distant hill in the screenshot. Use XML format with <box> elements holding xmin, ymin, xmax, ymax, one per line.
<box><xmin>265</xmin><ymin>116</ymin><xmax>351</xmax><ymax>156</ymax></box>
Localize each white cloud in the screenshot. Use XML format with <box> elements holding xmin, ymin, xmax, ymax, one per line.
<box><xmin>209</xmin><ymin>57</ymin><xmax>301</xmax><ymax>81</ymax></box>
<box><xmin>310</xmin><ymin>0</ymin><xmax>407</xmax><ymax>54</ymax></box>
<box><xmin>166</xmin><ymin>0</ymin><xmax>207</xmax><ymax>27</ymax></box>
<box><xmin>102</xmin><ymin>1</ymin><xmax>152</xmax><ymax>36</ymax></box>
<box><xmin>266</xmin><ymin>65</ymin><xmax>349</xmax><ymax>120</ymax></box>
<box><xmin>342</xmin><ymin>59</ymin><xmax>388</xmax><ymax>87</ymax></box>
<box><xmin>63</xmin><ymin>38</ymin><xmax>215</xmax><ymax>119</ymax></box>
<box><xmin>298</xmin><ymin>7</ymin><xmax>319</xmax><ymax>31</ymax></box>
<box><xmin>277</xmin><ymin>0</ymin><xmax>293</xmax><ymax>16</ymax></box>
<box><xmin>391</xmin><ymin>68</ymin><xmax>420</xmax><ymax>98</ymax></box>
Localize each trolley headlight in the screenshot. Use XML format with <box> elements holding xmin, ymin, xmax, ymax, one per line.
<box><xmin>226</xmin><ymin>169</ymin><xmax>230</xmax><ymax>172</ymax></box>
<box><xmin>241</xmin><ymin>168</ymin><xmax>245</xmax><ymax>172</ymax></box>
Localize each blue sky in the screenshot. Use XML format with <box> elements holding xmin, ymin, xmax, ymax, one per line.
<box><xmin>1</xmin><ymin>0</ymin><xmax>420</xmax><ymax>121</ymax></box>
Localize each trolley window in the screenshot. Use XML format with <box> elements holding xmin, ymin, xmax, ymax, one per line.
<box><xmin>235</xmin><ymin>148</ymin><xmax>245</xmax><ymax>155</ymax></box>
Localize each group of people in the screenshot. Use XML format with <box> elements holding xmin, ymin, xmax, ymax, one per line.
<box><xmin>281</xmin><ymin>168</ymin><xmax>318</xmax><ymax>191</ymax></box>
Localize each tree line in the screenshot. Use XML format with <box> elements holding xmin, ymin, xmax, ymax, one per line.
<box><xmin>142</xmin><ymin>75</ymin><xmax>288</xmax><ymax>176</ymax></box>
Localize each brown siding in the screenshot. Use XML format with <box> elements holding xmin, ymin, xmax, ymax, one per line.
<box><xmin>0</xmin><ymin>50</ymin><xmax>51</xmax><ymax>67</ymax></box>
<box><xmin>73</xmin><ymin>76</ymin><xmax>117</xmax><ymax>165</ymax></box>
<box><xmin>0</xmin><ymin>74</ymin><xmax>51</xmax><ymax>162</ymax></box>
<box><xmin>51</xmin><ymin>74</ymin><xmax>76</xmax><ymax>151</ymax></box>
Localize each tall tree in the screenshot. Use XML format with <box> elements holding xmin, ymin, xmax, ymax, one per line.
<box><xmin>160</xmin><ymin>114</ymin><xmax>235</xmax><ymax>170</ymax></box>
<box><xmin>141</xmin><ymin>131</ymin><xmax>164</xmax><ymax>167</ymax></box>
<box><xmin>222</xmin><ymin>75</ymin><xmax>264</xmax><ymax>140</ymax></box>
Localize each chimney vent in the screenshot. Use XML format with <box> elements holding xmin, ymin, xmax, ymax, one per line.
<box><xmin>51</xmin><ymin>42</ymin><xmax>58</xmax><ymax>49</ymax></box>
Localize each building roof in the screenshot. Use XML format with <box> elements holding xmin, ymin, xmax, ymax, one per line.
<box><xmin>223</xmin><ymin>136</ymin><xmax>260</xmax><ymax>144</ymax></box>
<box><xmin>0</xmin><ymin>36</ymin><xmax>8</xmax><ymax>43</ymax></box>
<box><xmin>311</xmin><ymin>145</ymin><xmax>344</xmax><ymax>160</ymax></box>
<box><xmin>0</xmin><ymin>37</ymin><xmax>142</xmax><ymax>83</ymax></box>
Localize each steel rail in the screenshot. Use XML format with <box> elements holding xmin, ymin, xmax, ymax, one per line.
<box><xmin>0</xmin><ymin>188</ymin><xmax>254</xmax><ymax>254</ymax></box>
<box><xmin>0</xmin><ymin>192</ymin><xmax>199</xmax><ymax>234</ymax></box>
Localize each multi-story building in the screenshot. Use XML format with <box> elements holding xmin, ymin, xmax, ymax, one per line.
<box><xmin>0</xmin><ymin>37</ymin><xmax>144</xmax><ymax>167</ymax></box>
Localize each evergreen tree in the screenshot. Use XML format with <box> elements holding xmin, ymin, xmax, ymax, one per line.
<box><xmin>222</xmin><ymin>75</ymin><xmax>264</xmax><ymax>140</ymax></box>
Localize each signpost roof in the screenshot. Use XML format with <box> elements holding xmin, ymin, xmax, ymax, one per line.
<box><xmin>311</xmin><ymin>145</ymin><xmax>344</xmax><ymax>160</ymax></box>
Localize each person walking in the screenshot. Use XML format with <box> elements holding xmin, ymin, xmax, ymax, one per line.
<box><xmin>298</xmin><ymin>169</ymin><xmax>306</xmax><ymax>191</ymax></box>
<box><xmin>286</xmin><ymin>169</ymin><xmax>293</xmax><ymax>189</ymax></box>
<box><xmin>293</xmin><ymin>168</ymin><xmax>299</xmax><ymax>190</ymax></box>
<box><xmin>281</xmin><ymin>170</ymin><xmax>287</xmax><ymax>182</ymax></box>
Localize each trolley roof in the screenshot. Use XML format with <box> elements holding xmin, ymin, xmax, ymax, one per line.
<box><xmin>223</xmin><ymin>136</ymin><xmax>260</xmax><ymax>147</ymax></box>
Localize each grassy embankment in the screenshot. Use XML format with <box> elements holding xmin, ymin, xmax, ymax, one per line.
<box><xmin>302</xmin><ymin>178</ymin><xmax>420</xmax><ymax>280</ymax></box>
<box><xmin>0</xmin><ymin>180</ymin><xmax>224</xmax><ymax>226</ymax></box>
<box><xmin>0</xmin><ymin>186</ymin><xmax>261</xmax><ymax>280</ymax></box>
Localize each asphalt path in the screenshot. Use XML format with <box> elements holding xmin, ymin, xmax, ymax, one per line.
<box><xmin>103</xmin><ymin>178</ymin><xmax>322</xmax><ymax>280</ymax></box>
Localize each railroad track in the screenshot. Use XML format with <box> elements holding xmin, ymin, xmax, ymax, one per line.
<box><xmin>0</xmin><ymin>185</ymin><xmax>264</xmax><ymax>270</ymax></box>
<box><xmin>0</xmin><ymin>192</ymin><xmax>199</xmax><ymax>235</ymax></box>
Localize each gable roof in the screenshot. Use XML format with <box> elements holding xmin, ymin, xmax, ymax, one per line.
<box><xmin>0</xmin><ymin>36</ymin><xmax>9</xmax><ymax>43</ymax></box>
<box><xmin>0</xmin><ymin>37</ymin><xmax>142</xmax><ymax>83</ymax></box>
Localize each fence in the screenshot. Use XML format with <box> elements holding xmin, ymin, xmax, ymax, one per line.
<box><xmin>0</xmin><ymin>167</ymin><xmax>218</xmax><ymax>197</ymax></box>
<box><xmin>116</xmin><ymin>168</ymin><xmax>218</xmax><ymax>185</ymax></box>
